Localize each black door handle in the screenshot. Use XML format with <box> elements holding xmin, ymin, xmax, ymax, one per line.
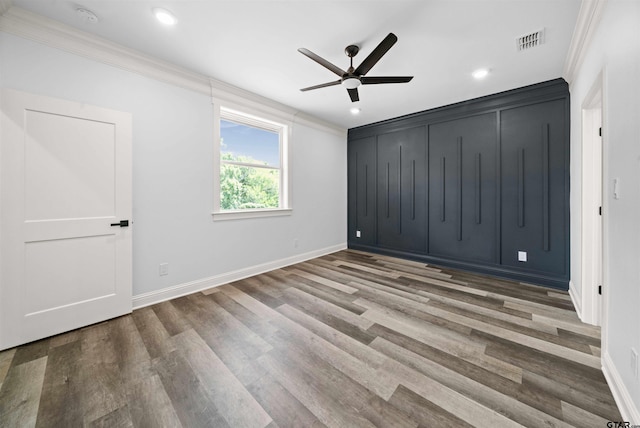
<box><xmin>110</xmin><ymin>220</ymin><xmax>129</xmax><ymax>227</ymax></box>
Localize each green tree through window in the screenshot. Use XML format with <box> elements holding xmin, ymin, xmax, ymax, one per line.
<box><xmin>220</xmin><ymin>152</ymin><xmax>279</xmax><ymax>210</ymax></box>
<box><xmin>217</xmin><ymin>109</ymin><xmax>287</xmax><ymax>214</ymax></box>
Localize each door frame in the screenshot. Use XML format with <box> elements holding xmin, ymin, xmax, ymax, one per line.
<box><xmin>578</xmin><ymin>70</ymin><xmax>606</xmax><ymax>328</ymax></box>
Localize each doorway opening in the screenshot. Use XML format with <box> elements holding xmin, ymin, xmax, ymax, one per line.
<box><xmin>579</xmin><ymin>72</ymin><xmax>604</xmax><ymax>327</ymax></box>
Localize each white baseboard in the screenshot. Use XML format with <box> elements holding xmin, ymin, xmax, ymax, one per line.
<box><xmin>132</xmin><ymin>243</ymin><xmax>347</xmax><ymax>309</ymax></box>
<box><xmin>568</xmin><ymin>280</ymin><xmax>583</xmax><ymax>320</ymax></box>
<box><xmin>602</xmin><ymin>351</ymin><xmax>640</xmax><ymax>424</ymax></box>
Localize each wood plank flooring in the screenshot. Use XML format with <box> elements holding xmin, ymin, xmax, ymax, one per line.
<box><xmin>0</xmin><ymin>250</ymin><xmax>621</xmax><ymax>427</ymax></box>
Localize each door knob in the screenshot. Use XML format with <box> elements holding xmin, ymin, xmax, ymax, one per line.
<box><xmin>110</xmin><ymin>220</ymin><xmax>129</xmax><ymax>227</ymax></box>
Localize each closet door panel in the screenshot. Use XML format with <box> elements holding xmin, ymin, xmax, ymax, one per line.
<box><xmin>501</xmin><ymin>100</ymin><xmax>567</xmax><ymax>275</ymax></box>
<box><xmin>376</xmin><ymin>127</ymin><xmax>427</xmax><ymax>252</ymax></box>
<box><xmin>428</xmin><ymin>113</ymin><xmax>497</xmax><ymax>263</ymax></box>
<box><xmin>348</xmin><ymin>137</ymin><xmax>377</xmax><ymax>246</ymax></box>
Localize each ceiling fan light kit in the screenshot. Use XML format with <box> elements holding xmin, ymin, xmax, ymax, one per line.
<box><xmin>342</xmin><ymin>78</ymin><xmax>361</xmax><ymax>89</ymax></box>
<box><xmin>299</xmin><ymin>33</ymin><xmax>413</xmax><ymax>102</ymax></box>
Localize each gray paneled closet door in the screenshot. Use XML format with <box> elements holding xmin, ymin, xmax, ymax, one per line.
<box><xmin>428</xmin><ymin>113</ymin><xmax>498</xmax><ymax>263</ymax></box>
<box><xmin>501</xmin><ymin>100</ymin><xmax>567</xmax><ymax>275</ymax></box>
<box><xmin>376</xmin><ymin>126</ymin><xmax>427</xmax><ymax>252</ymax></box>
<box><xmin>348</xmin><ymin>136</ymin><xmax>377</xmax><ymax>246</ymax></box>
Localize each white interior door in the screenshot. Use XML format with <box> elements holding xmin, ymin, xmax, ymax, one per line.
<box><xmin>0</xmin><ymin>89</ymin><xmax>132</xmax><ymax>351</ymax></box>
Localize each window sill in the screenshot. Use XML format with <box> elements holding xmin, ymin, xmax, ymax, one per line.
<box><xmin>212</xmin><ymin>208</ymin><xmax>292</xmax><ymax>221</ymax></box>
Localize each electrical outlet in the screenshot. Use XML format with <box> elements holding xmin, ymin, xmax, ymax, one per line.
<box><xmin>632</xmin><ymin>348</ymin><xmax>638</xmax><ymax>379</ymax></box>
<box><xmin>294</xmin><ymin>238</ymin><xmax>299</xmax><ymax>248</ymax></box>
<box><xmin>518</xmin><ymin>251</ymin><xmax>527</xmax><ymax>262</ymax></box>
<box><xmin>159</xmin><ymin>263</ymin><xmax>169</xmax><ymax>276</ymax></box>
<box><xmin>356</xmin><ymin>230</ymin><xmax>361</xmax><ymax>238</ymax></box>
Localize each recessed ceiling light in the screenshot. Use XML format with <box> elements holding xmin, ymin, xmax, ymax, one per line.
<box><xmin>350</xmin><ymin>107</ymin><xmax>361</xmax><ymax>115</ymax></box>
<box><xmin>153</xmin><ymin>8</ymin><xmax>177</xmax><ymax>26</ymax></box>
<box><xmin>472</xmin><ymin>68</ymin><xmax>489</xmax><ymax>80</ymax></box>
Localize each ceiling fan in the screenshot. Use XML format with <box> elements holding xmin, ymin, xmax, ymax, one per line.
<box><xmin>298</xmin><ymin>33</ymin><xmax>413</xmax><ymax>102</ymax></box>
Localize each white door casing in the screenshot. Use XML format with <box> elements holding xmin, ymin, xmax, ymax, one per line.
<box><xmin>579</xmin><ymin>72</ymin><xmax>604</xmax><ymax>327</ymax></box>
<box><xmin>0</xmin><ymin>89</ymin><xmax>132</xmax><ymax>350</ymax></box>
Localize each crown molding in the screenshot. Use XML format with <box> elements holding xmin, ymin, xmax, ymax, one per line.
<box><xmin>563</xmin><ymin>0</ymin><xmax>608</xmax><ymax>85</ymax></box>
<box><xmin>0</xmin><ymin>6</ymin><xmax>346</xmax><ymax>136</ymax></box>
<box><xmin>0</xmin><ymin>7</ymin><xmax>212</xmax><ymax>94</ymax></box>
<box><xmin>209</xmin><ymin>78</ymin><xmax>345</xmax><ymax>137</ymax></box>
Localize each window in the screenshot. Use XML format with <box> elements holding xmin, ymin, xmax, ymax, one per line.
<box><xmin>213</xmin><ymin>106</ymin><xmax>291</xmax><ymax>220</ymax></box>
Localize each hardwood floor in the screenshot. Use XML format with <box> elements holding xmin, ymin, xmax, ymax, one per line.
<box><xmin>0</xmin><ymin>250</ymin><xmax>621</xmax><ymax>427</ymax></box>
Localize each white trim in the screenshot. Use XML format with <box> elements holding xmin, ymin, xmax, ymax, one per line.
<box><xmin>212</xmin><ymin>84</ymin><xmax>296</xmax><ymax>126</ymax></box>
<box><xmin>212</xmin><ymin>208</ymin><xmax>292</xmax><ymax>221</ymax></box>
<box><xmin>132</xmin><ymin>243</ymin><xmax>347</xmax><ymax>309</ymax></box>
<box><xmin>0</xmin><ymin>6</ymin><xmax>346</xmax><ymax>137</ymax></box>
<box><xmin>602</xmin><ymin>352</ymin><xmax>640</xmax><ymax>424</ymax></box>
<box><xmin>568</xmin><ymin>280</ymin><xmax>583</xmax><ymax>319</ymax></box>
<box><xmin>213</xmin><ymin>102</ymin><xmax>222</xmax><ymax>214</ymax></box>
<box><xmin>0</xmin><ymin>7</ymin><xmax>210</xmax><ymax>95</ymax></box>
<box><xmin>293</xmin><ymin>112</ymin><xmax>347</xmax><ymax>138</ymax></box>
<box><xmin>221</xmin><ymin>106</ymin><xmax>289</xmax><ymax>133</ymax></box>
<box><xmin>579</xmin><ymin>72</ymin><xmax>604</xmax><ymax>326</ymax></box>
<box><xmin>599</xmin><ymin>66</ymin><xmax>610</xmax><ymax>354</ymax></box>
<box><xmin>215</xmin><ymin>103</ymin><xmax>292</xmax><ymax>217</ymax></box>
<box><xmin>563</xmin><ymin>0</ymin><xmax>608</xmax><ymax>85</ymax></box>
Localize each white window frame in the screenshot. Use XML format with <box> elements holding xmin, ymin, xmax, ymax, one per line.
<box><xmin>213</xmin><ymin>103</ymin><xmax>292</xmax><ymax>221</ymax></box>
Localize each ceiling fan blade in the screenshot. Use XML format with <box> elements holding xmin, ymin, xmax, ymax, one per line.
<box><xmin>354</xmin><ymin>33</ymin><xmax>398</xmax><ymax>76</ymax></box>
<box><xmin>298</xmin><ymin>48</ymin><xmax>346</xmax><ymax>77</ymax></box>
<box><xmin>360</xmin><ymin>76</ymin><xmax>414</xmax><ymax>84</ymax></box>
<box><xmin>300</xmin><ymin>80</ymin><xmax>342</xmax><ymax>91</ymax></box>
<box><xmin>347</xmin><ymin>88</ymin><xmax>359</xmax><ymax>102</ymax></box>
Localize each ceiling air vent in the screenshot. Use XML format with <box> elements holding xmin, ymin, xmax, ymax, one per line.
<box><xmin>517</xmin><ymin>28</ymin><xmax>544</xmax><ymax>51</ymax></box>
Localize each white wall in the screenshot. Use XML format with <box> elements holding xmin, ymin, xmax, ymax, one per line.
<box><xmin>569</xmin><ymin>0</ymin><xmax>640</xmax><ymax>421</ymax></box>
<box><xmin>0</xmin><ymin>33</ymin><xmax>347</xmax><ymax>300</ymax></box>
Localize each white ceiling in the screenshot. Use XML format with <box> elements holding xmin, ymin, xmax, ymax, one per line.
<box><xmin>11</xmin><ymin>0</ymin><xmax>581</xmax><ymax>129</ymax></box>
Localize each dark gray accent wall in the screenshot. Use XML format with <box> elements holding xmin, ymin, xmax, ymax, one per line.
<box><xmin>376</xmin><ymin>126</ymin><xmax>427</xmax><ymax>253</ymax></box>
<box><xmin>348</xmin><ymin>136</ymin><xmax>377</xmax><ymax>247</ymax></box>
<box><xmin>500</xmin><ymin>100</ymin><xmax>567</xmax><ymax>276</ymax></box>
<box><xmin>428</xmin><ymin>113</ymin><xmax>498</xmax><ymax>264</ymax></box>
<box><xmin>347</xmin><ymin>79</ymin><xmax>570</xmax><ymax>289</ymax></box>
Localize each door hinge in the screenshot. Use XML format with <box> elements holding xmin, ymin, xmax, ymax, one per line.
<box><xmin>599</xmin><ymin>127</ymin><xmax>602</xmax><ymax>137</ymax></box>
<box><xmin>599</xmin><ymin>206</ymin><xmax>602</xmax><ymax>216</ymax></box>
<box><xmin>598</xmin><ymin>285</ymin><xmax>602</xmax><ymax>295</ymax></box>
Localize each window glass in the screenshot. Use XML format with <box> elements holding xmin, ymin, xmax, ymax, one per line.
<box><xmin>220</xmin><ymin>119</ymin><xmax>280</xmax><ymax>167</ymax></box>
<box><xmin>220</xmin><ymin>164</ymin><xmax>280</xmax><ymax>210</ymax></box>
<box><xmin>215</xmin><ymin>107</ymin><xmax>289</xmax><ymax>216</ymax></box>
